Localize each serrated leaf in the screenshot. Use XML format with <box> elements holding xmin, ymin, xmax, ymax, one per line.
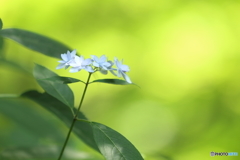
<box><xmin>33</xmin><ymin>64</ymin><xmax>74</xmax><ymax>108</ymax></box>
<box><xmin>90</xmin><ymin>79</ymin><xmax>134</xmax><ymax>85</ymax></box>
<box><xmin>91</xmin><ymin>122</ymin><xmax>144</xmax><ymax>160</ymax></box>
<box><xmin>0</xmin><ymin>19</ymin><xmax>2</xmax><ymax>30</ymax></box>
<box><xmin>0</xmin><ymin>28</ymin><xmax>70</xmax><ymax>58</ymax></box>
<box><xmin>22</xmin><ymin>90</ymin><xmax>99</xmax><ymax>152</ymax></box>
<box><xmin>39</xmin><ymin>76</ymin><xmax>85</xmax><ymax>84</ymax></box>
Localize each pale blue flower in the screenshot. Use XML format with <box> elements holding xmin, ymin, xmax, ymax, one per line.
<box><xmin>91</xmin><ymin>55</ymin><xmax>113</xmax><ymax>74</ymax></box>
<box><xmin>56</xmin><ymin>50</ymin><xmax>77</xmax><ymax>69</ymax></box>
<box><xmin>113</xmin><ymin>57</ymin><xmax>132</xmax><ymax>83</ymax></box>
<box><xmin>69</xmin><ymin>56</ymin><xmax>94</xmax><ymax>73</ymax></box>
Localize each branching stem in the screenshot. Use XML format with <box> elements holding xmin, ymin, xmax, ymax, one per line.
<box><xmin>58</xmin><ymin>73</ymin><xmax>92</xmax><ymax>160</ymax></box>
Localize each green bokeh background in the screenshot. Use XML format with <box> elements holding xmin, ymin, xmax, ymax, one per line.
<box><xmin>1</xmin><ymin>0</ymin><xmax>240</xmax><ymax>159</ymax></box>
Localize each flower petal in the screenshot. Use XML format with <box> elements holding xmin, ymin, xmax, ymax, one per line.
<box><xmin>67</xmin><ymin>52</ymin><xmax>71</xmax><ymax>60</ymax></box>
<box><xmin>69</xmin><ymin>67</ymin><xmax>80</xmax><ymax>73</ymax></box>
<box><xmin>71</xmin><ymin>49</ymin><xmax>77</xmax><ymax>57</ymax></box>
<box><xmin>103</xmin><ymin>61</ymin><xmax>111</xmax><ymax>68</ymax></box>
<box><xmin>91</xmin><ymin>55</ymin><xmax>98</xmax><ymax>62</ymax></box>
<box><xmin>114</xmin><ymin>58</ymin><xmax>122</xmax><ymax>68</ymax></box>
<box><xmin>61</xmin><ymin>54</ymin><xmax>68</xmax><ymax>61</ymax></box>
<box><xmin>121</xmin><ymin>64</ymin><xmax>130</xmax><ymax>72</ymax></box>
<box><xmin>83</xmin><ymin>58</ymin><xmax>92</xmax><ymax>65</ymax></box>
<box><xmin>73</xmin><ymin>56</ymin><xmax>83</xmax><ymax>66</ymax></box>
<box><xmin>93</xmin><ymin>62</ymin><xmax>100</xmax><ymax>67</ymax></box>
<box><xmin>56</xmin><ymin>63</ymin><xmax>65</xmax><ymax>69</ymax></box>
<box><xmin>107</xmin><ymin>61</ymin><xmax>114</xmax><ymax>69</ymax></box>
<box><xmin>84</xmin><ymin>66</ymin><xmax>94</xmax><ymax>73</ymax></box>
<box><xmin>101</xmin><ymin>65</ymin><xmax>108</xmax><ymax>70</ymax></box>
<box><xmin>99</xmin><ymin>55</ymin><xmax>107</xmax><ymax>63</ymax></box>
<box><xmin>117</xmin><ymin>70</ymin><xmax>121</xmax><ymax>77</ymax></box>
<box><xmin>121</xmin><ymin>72</ymin><xmax>132</xmax><ymax>83</ymax></box>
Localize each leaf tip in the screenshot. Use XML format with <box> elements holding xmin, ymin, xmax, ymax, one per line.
<box><xmin>132</xmin><ymin>83</ymin><xmax>140</xmax><ymax>88</ymax></box>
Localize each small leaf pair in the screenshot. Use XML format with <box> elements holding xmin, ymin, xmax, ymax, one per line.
<box><xmin>33</xmin><ymin>64</ymin><xmax>135</xmax><ymax>110</ymax></box>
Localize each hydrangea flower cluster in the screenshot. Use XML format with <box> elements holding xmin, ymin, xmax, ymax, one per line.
<box><xmin>56</xmin><ymin>50</ymin><xmax>132</xmax><ymax>83</ymax></box>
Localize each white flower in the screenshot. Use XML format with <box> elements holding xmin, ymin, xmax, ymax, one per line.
<box><xmin>56</xmin><ymin>50</ymin><xmax>76</xmax><ymax>69</ymax></box>
<box><xmin>91</xmin><ymin>55</ymin><xmax>113</xmax><ymax>74</ymax></box>
<box><xmin>69</xmin><ymin>56</ymin><xmax>94</xmax><ymax>73</ymax></box>
<box><xmin>113</xmin><ymin>57</ymin><xmax>132</xmax><ymax>83</ymax></box>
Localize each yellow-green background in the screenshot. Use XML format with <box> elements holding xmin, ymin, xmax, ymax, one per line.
<box><xmin>1</xmin><ymin>0</ymin><xmax>240</xmax><ymax>160</ymax></box>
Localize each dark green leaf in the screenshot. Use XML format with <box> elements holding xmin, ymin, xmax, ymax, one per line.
<box><xmin>39</xmin><ymin>76</ymin><xmax>85</xmax><ymax>84</ymax></box>
<box><xmin>0</xmin><ymin>146</ymin><xmax>100</xmax><ymax>160</ymax></box>
<box><xmin>33</xmin><ymin>64</ymin><xmax>74</xmax><ymax>108</ymax></box>
<box><xmin>0</xmin><ymin>146</ymin><xmax>59</xmax><ymax>160</ymax></box>
<box><xmin>0</xmin><ymin>19</ymin><xmax>2</xmax><ymax>30</ymax></box>
<box><xmin>0</xmin><ymin>36</ymin><xmax>3</xmax><ymax>49</ymax></box>
<box><xmin>91</xmin><ymin>122</ymin><xmax>144</xmax><ymax>160</ymax></box>
<box><xmin>0</xmin><ymin>36</ymin><xmax>4</xmax><ymax>58</ymax></box>
<box><xmin>0</xmin><ymin>97</ymin><xmax>64</xmax><ymax>146</ymax></box>
<box><xmin>90</xmin><ymin>79</ymin><xmax>135</xmax><ymax>85</ymax></box>
<box><xmin>0</xmin><ymin>28</ymin><xmax>71</xmax><ymax>58</ymax></box>
<box><xmin>22</xmin><ymin>90</ymin><xmax>99</xmax><ymax>152</ymax></box>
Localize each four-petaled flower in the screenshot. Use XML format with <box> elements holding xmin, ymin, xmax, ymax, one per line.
<box><xmin>69</xmin><ymin>56</ymin><xmax>94</xmax><ymax>73</ymax></box>
<box><xmin>56</xmin><ymin>50</ymin><xmax>76</xmax><ymax>69</ymax></box>
<box><xmin>91</xmin><ymin>55</ymin><xmax>113</xmax><ymax>75</ymax></box>
<box><xmin>56</xmin><ymin>50</ymin><xmax>132</xmax><ymax>83</ymax></box>
<box><xmin>114</xmin><ymin>57</ymin><xmax>132</xmax><ymax>83</ymax></box>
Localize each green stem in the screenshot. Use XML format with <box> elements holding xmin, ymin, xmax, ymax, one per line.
<box><xmin>58</xmin><ymin>73</ymin><xmax>92</xmax><ymax>160</ymax></box>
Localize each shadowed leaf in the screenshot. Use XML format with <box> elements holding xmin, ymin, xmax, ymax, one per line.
<box><xmin>0</xmin><ymin>19</ymin><xmax>2</xmax><ymax>30</ymax></box>
<box><xmin>22</xmin><ymin>90</ymin><xmax>99</xmax><ymax>152</ymax></box>
<box><xmin>90</xmin><ymin>79</ymin><xmax>135</xmax><ymax>85</ymax></box>
<box><xmin>39</xmin><ymin>76</ymin><xmax>85</xmax><ymax>84</ymax></box>
<box><xmin>0</xmin><ymin>146</ymin><xmax>100</xmax><ymax>160</ymax></box>
<box><xmin>33</xmin><ymin>64</ymin><xmax>74</xmax><ymax>108</ymax></box>
<box><xmin>0</xmin><ymin>36</ymin><xmax>4</xmax><ymax>58</ymax></box>
<box><xmin>91</xmin><ymin>122</ymin><xmax>144</xmax><ymax>160</ymax></box>
<box><xmin>0</xmin><ymin>97</ymin><xmax>64</xmax><ymax>146</ymax></box>
<box><xmin>0</xmin><ymin>28</ymin><xmax>70</xmax><ymax>58</ymax></box>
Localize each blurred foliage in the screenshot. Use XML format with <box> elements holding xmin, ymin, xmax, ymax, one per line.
<box><xmin>1</xmin><ymin>0</ymin><xmax>240</xmax><ymax>160</ymax></box>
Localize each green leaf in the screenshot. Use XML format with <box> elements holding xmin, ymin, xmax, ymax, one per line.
<box><xmin>0</xmin><ymin>36</ymin><xmax>4</xmax><ymax>58</ymax></box>
<box><xmin>33</xmin><ymin>64</ymin><xmax>74</xmax><ymax>108</ymax></box>
<box><xmin>0</xmin><ymin>97</ymin><xmax>65</xmax><ymax>146</ymax></box>
<box><xmin>0</xmin><ymin>28</ymin><xmax>71</xmax><ymax>58</ymax></box>
<box><xmin>0</xmin><ymin>36</ymin><xmax>3</xmax><ymax>49</ymax></box>
<box><xmin>0</xmin><ymin>146</ymin><xmax>100</xmax><ymax>160</ymax></box>
<box><xmin>90</xmin><ymin>79</ymin><xmax>135</xmax><ymax>85</ymax></box>
<box><xmin>39</xmin><ymin>76</ymin><xmax>85</xmax><ymax>84</ymax></box>
<box><xmin>91</xmin><ymin>122</ymin><xmax>144</xmax><ymax>160</ymax></box>
<box><xmin>0</xmin><ymin>19</ymin><xmax>2</xmax><ymax>30</ymax></box>
<box><xmin>0</xmin><ymin>146</ymin><xmax>58</xmax><ymax>160</ymax></box>
<box><xmin>22</xmin><ymin>90</ymin><xmax>100</xmax><ymax>152</ymax></box>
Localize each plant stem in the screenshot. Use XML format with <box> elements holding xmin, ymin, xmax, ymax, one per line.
<box><xmin>58</xmin><ymin>73</ymin><xmax>92</xmax><ymax>160</ymax></box>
